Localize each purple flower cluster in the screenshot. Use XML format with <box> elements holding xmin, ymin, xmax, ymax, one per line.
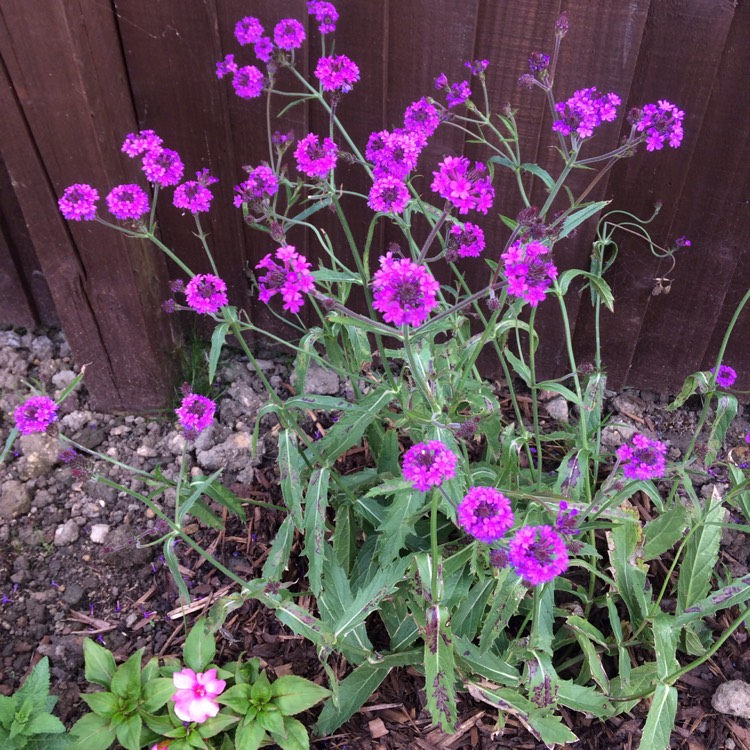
<box><xmin>232</xmin><ymin>65</ymin><xmax>264</xmax><ymax>99</ymax></box>
<box><xmin>314</xmin><ymin>54</ymin><xmax>360</xmax><ymax>93</ymax></box>
<box><xmin>234</xmin><ymin>16</ymin><xmax>264</xmax><ymax>46</ymax></box>
<box><xmin>552</xmin><ymin>87</ymin><xmax>621</xmax><ymax>139</ymax></box>
<box><xmin>404</xmin><ymin>98</ymin><xmax>441</xmax><ymax>139</ymax></box>
<box><xmin>106</xmin><ymin>184</ymin><xmax>149</xmax><ymax>220</ymax></box>
<box><xmin>616</xmin><ymin>433</ymin><xmax>667</xmax><ymax>480</ymax></box>
<box><xmin>508</xmin><ymin>525</ymin><xmax>569</xmax><ymax>585</ymax></box>
<box><xmin>234</xmin><ymin>164</ymin><xmax>279</xmax><ymax>206</ymax></box>
<box><xmin>464</xmin><ymin>59</ymin><xmax>489</xmax><ymax>77</ymax></box>
<box><xmin>431</xmin><ymin>156</ymin><xmax>494</xmax><ymax>215</ymax></box>
<box><xmin>435</xmin><ymin>73</ymin><xmax>472</xmax><ymax>108</ymax></box>
<box><xmin>256</xmin><ymin>245</ymin><xmax>315</xmax><ymax>314</ymax></box>
<box><xmin>502</xmin><ymin>240</ymin><xmax>558</xmax><ymax>306</ymax></box>
<box><xmin>446</xmin><ymin>222</ymin><xmax>485</xmax><ymax>259</ymax></box>
<box><xmin>274</xmin><ymin>19</ymin><xmax>305</xmax><ymax>51</ymax></box>
<box><xmin>14</xmin><ymin>396</ymin><xmax>59</xmax><ymax>435</ymax></box>
<box><xmin>58</xmin><ymin>184</ymin><xmax>99</xmax><ymax>221</ymax></box>
<box><xmin>371</xmin><ymin>253</ymin><xmax>440</xmax><ymax>326</ymax></box>
<box><xmin>713</xmin><ymin>364</ymin><xmax>737</xmax><ymax>388</ymax></box>
<box><xmin>555</xmin><ymin>501</ymin><xmax>580</xmax><ymax>536</ymax></box>
<box><xmin>402</xmin><ymin>441</ymin><xmax>458</xmax><ymax>492</ymax></box>
<box><xmin>457</xmin><ymin>487</ymin><xmax>514</xmax><ymax>544</ymax></box>
<box><xmin>528</xmin><ymin>52</ymin><xmax>550</xmax><ymax>73</ymax></box>
<box><xmin>294</xmin><ymin>133</ymin><xmax>338</xmax><ymax>178</ymax></box>
<box><xmin>366</xmin><ymin>129</ymin><xmax>424</xmax><ymax>180</ymax></box>
<box><xmin>184</xmin><ymin>274</ymin><xmax>229</xmax><ymax>314</ymax></box>
<box><xmin>173</xmin><ymin>170</ymin><xmax>219</xmax><ymax>215</ymax></box>
<box><xmin>141</xmin><ymin>147</ymin><xmax>185</xmax><ymax>187</ymax></box>
<box><xmin>307</xmin><ymin>1</ymin><xmax>338</xmax><ymax>34</ymax></box>
<box><xmin>175</xmin><ymin>394</ymin><xmax>216</xmax><ymax>437</ymax></box>
<box><xmin>368</xmin><ymin>176</ymin><xmax>410</xmax><ymax>215</ymax></box>
<box><xmin>121</xmin><ymin>130</ymin><xmax>163</xmax><ymax>158</ymax></box>
<box><xmin>633</xmin><ymin>100</ymin><xmax>685</xmax><ymax>151</ymax></box>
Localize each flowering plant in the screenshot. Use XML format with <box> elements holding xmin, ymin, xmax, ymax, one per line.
<box><xmin>10</xmin><ymin>3</ymin><xmax>750</xmax><ymax>748</ymax></box>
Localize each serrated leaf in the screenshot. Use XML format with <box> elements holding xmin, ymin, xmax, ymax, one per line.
<box><xmin>520</xmin><ymin>162</ymin><xmax>555</xmax><ymax>190</ymax></box>
<box><xmin>424</xmin><ymin>605</ymin><xmax>457</xmax><ymax>732</ymax></box>
<box><xmin>208</xmin><ymin>322</ymin><xmax>229</xmax><ymax>384</ymax></box>
<box><xmin>643</xmin><ymin>506</ymin><xmax>688</xmax><ymax>560</ymax></box>
<box><xmin>196</xmin><ymin>713</ymin><xmax>240</xmax><ymax>738</ymax></box>
<box><xmin>374</xmin><ymin>489</ymin><xmax>423</xmax><ymax>565</ymax></box>
<box><xmin>453</xmin><ymin>636</ymin><xmax>520</xmax><ymax>686</ymax></box>
<box><xmin>638</xmin><ymin>684</ymin><xmax>676</xmax><ymax>750</ymax></box>
<box><xmin>14</xmin><ymin>656</ymin><xmax>51</xmax><ymax>707</ymax></box>
<box><xmin>184</xmin><ymin>617</ymin><xmax>216</xmax><ymax>673</ymax></box>
<box><xmin>303</xmin><ymin>469</ymin><xmax>330</xmax><ymax>597</ymax></box>
<box><xmin>26</xmin><ymin>712</ymin><xmax>66</xmax><ymax>735</ymax></box>
<box><xmin>262</xmin><ymin>516</ymin><xmax>296</xmax><ymax>581</ymax></box>
<box><xmin>292</xmin><ymin>328</ymin><xmax>323</xmax><ymax>395</ymax></box>
<box><xmin>706</xmin><ymin>394</ymin><xmax>738</xmax><ymax>465</ymax></box>
<box><xmin>278</xmin><ymin>430</ymin><xmax>304</xmax><ymax>529</ymax></box>
<box><xmin>608</xmin><ymin>521</ymin><xmax>651</xmax><ymax>627</ymax></box>
<box><xmin>235</xmin><ymin>718</ymin><xmax>267</xmax><ymax>750</ymax></box>
<box><xmin>674</xmin><ymin>576</ymin><xmax>750</xmax><ymax>627</ymax></box>
<box><xmin>667</xmin><ymin>371</ymin><xmax>710</xmax><ymax>411</ymax></box>
<box><xmin>479</xmin><ymin>569</ymin><xmax>525</xmax><ymax>651</ymax></box>
<box><xmin>557</xmin><ymin>680</ymin><xmax>616</xmax><ymax>719</ymax></box>
<box><xmin>203</xmin><ymin>482</ymin><xmax>247</xmax><ymax>522</ymax></box>
<box><xmin>271</xmin><ymin>715</ymin><xmax>309</xmax><ymax>750</ymax></box>
<box><xmin>82</xmin><ymin>639</ymin><xmax>117</xmax><ymax>689</ymax></box>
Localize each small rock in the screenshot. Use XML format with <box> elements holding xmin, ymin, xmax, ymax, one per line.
<box><xmin>600</xmin><ymin>422</ymin><xmax>638</xmax><ymax>449</ymax></box>
<box><xmin>54</xmin><ymin>520</ymin><xmax>80</xmax><ymax>546</ymax></box>
<box><xmin>52</xmin><ymin>369</ymin><xmax>77</xmax><ymax>390</ymax></box>
<box><xmin>89</xmin><ymin>524</ymin><xmax>110</xmax><ymax>544</ymax></box>
<box><xmin>62</xmin><ymin>582</ymin><xmax>85</xmax><ymax>606</ymax></box>
<box><xmin>544</xmin><ymin>397</ymin><xmax>569</xmax><ymax>422</ymax></box>
<box><xmin>292</xmin><ymin>362</ymin><xmax>339</xmax><ymax>395</ymax></box>
<box><xmin>712</xmin><ymin>680</ymin><xmax>750</xmax><ymax>719</ymax></box>
<box><xmin>0</xmin><ymin>480</ymin><xmax>32</xmax><ymax>520</ymax></box>
<box><xmin>17</xmin><ymin>433</ymin><xmax>63</xmax><ymax>479</ymax></box>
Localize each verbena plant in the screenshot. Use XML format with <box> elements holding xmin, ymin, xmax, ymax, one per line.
<box><xmin>6</xmin><ymin>3</ymin><xmax>750</xmax><ymax>748</ymax></box>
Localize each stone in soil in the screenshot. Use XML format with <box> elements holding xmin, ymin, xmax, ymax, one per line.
<box><xmin>712</xmin><ymin>680</ymin><xmax>750</xmax><ymax>719</ymax></box>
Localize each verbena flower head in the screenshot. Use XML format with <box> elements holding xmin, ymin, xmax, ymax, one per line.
<box><xmin>367</xmin><ymin>129</ymin><xmax>423</xmax><ymax>180</ymax></box>
<box><xmin>175</xmin><ymin>394</ymin><xmax>216</xmax><ymax>437</ymax></box>
<box><xmin>294</xmin><ymin>133</ymin><xmax>338</xmax><ymax>177</ymax></box>
<box><xmin>121</xmin><ymin>130</ymin><xmax>163</xmax><ymax>158</ymax></box>
<box><xmin>402</xmin><ymin>441</ymin><xmax>458</xmax><ymax>492</ymax></box>
<box><xmin>634</xmin><ymin>100</ymin><xmax>685</xmax><ymax>150</ymax></box>
<box><xmin>256</xmin><ymin>245</ymin><xmax>315</xmax><ymax>314</ymax></box>
<box><xmin>106</xmin><ymin>184</ymin><xmax>149</xmax><ymax>221</ymax></box>
<box><xmin>254</xmin><ymin>37</ymin><xmax>274</xmax><ymax>63</ymax></box>
<box><xmin>435</xmin><ymin>73</ymin><xmax>472</xmax><ymax>108</ymax></box>
<box><xmin>142</xmin><ymin>148</ymin><xmax>185</xmax><ymax>186</ymax></box>
<box><xmin>184</xmin><ymin>274</ymin><xmax>228</xmax><ymax>314</ymax></box>
<box><xmin>235</xmin><ymin>16</ymin><xmax>264</xmax><ymax>46</ymax></box>
<box><xmin>508</xmin><ymin>525</ymin><xmax>569</xmax><ymax>585</ymax></box>
<box><xmin>675</xmin><ymin>235</ymin><xmax>691</xmax><ymax>248</ymax></box>
<box><xmin>502</xmin><ymin>240</ymin><xmax>558</xmax><ymax>306</ymax></box>
<box><xmin>14</xmin><ymin>396</ymin><xmax>59</xmax><ymax>435</ymax></box>
<box><xmin>616</xmin><ymin>433</ymin><xmax>668</xmax><ymax>480</ymax></box>
<box><xmin>528</xmin><ymin>52</ymin><xmax>550</xmax><ymax>73</ymax></box>
<box><xmin>233</xmin><ymin>65</ymin><xmax>264</xmax><ymax>99</ymax></box>
<box><xmin>58</xmin><ymin>183</ymin><xmax>99</xmax><ymax>221</ymax></box>
<box><xmin>372</xmin><ymin>253</ymin><xmax>440</xmax><ymax>326</ymax></box>
<box><xmin>457</xmin><ymin>486</ymin><xmax>514</xmax><ymax>544</ymax></box>
<box><xmin>556</xmin><ymin>501</ymin><xmax>580</xmax><ymax>535</ymax></box>
<box><xmin>216</xmin><ymin>54</ymin><xmax>238</xmax><ymax>79</ymax></box>
<box><xmin>712</xmin><ymin>364</ymin><xmax>737</xmax><ymax>388</ymax></box>
<box><xmin>431</xmin><ymin>156</ymin><xmax>494</xmax><ymax>214</ymax></box>
<box><xmin>234</xmin><ymin>164</ymin><xmax>279</xmax><ymax>206</ymax></box>
<box><xmin>171</xmin><ymin>667</ymin><xmax>225</xmax><ymax>723</ymax></box>
<box><xmin>274</xmin><ymin>19</ymin><xmax>305</xmax><ymax>50</ymax></box>
<box><xmin>174</xmin><ymin>170</ymin><xmax>218</xmax><ymax>214</ymax></box>
<box><xmin>446</xmin><ymin>222</ymin><xmax>485</xmax><ymax>259</ymax></box>
<box><xmin>404</xmin><ymin>97</ymin><xmax>441</xmax><ymax>138</ymax></box>
<box><xmin>552</xmin><ymin>87</ymin><xmax>621</xmax><ymax>139</ymax></box>
<box><xmin>368</xmin><ymin>176</ymin><xmax>410</xmax><ymax>215</ymax></box>
<box><xmin>465</xmin><ymin>59</ymin><xmax>489</xmax><ymax>77</ymax></box>
<box><xmin>315</xmin><ymin>54</ymin><xmax>360</xmax><ymax>93</ymax></box>
<box><xmin>307</xmin><ymin>1</ymin><xmax>338</xmax><ymax>34</ymax></box>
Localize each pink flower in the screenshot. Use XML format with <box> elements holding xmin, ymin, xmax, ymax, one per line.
<box><xmin>171</xmin><ymin>668</ymin><xmax>225</xmax><ymax>724</ymax></box>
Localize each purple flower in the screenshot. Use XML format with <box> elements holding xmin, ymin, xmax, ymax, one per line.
<box><xmin>508</xmin><ymin>525</ymin><xmax>568</xmax><ymax>585</ymax></box>
<box><xmin>184</xmin><ymin>274</ymin><xmax>228</xmax><ymax>314</ymax></box>
<box><xmin>713</xmin><ymin>364</ymin><xmax>737</xmax><ymax>389</ymax></box>
<box><xmin>402</xmin><ymin>441</ymin><xmax>458</xmax><ymax>492</ymax></box>
<box><xmin>254</xmin><ymin>37</ymin><xmax>274</xmax><ymax>63</ymax></box>
<box><xmin>315</xmin><ymin>54</ymin><xmax>360</xmax><ymax>93</ymax></box>
<box><xmin>367</xmin><ymin>129</ymin><xmax>423</xmax><ymax>181</ymax></box>
<box><xmin>675</xmin><ymin>236</ymin><xmax>691</xmax><ymax>248</ymax></box>
<box><xmin>58</xmin><ymin>448</ymin><xmax>78</xmax><ymax>463</ymax></box>
<box><xmin>233</xmin><ymin>65</ymin><xmax>264</xmax><ymax>99</ymax></box>
<box><xmin>174</xmin><ymin>171</ymin><xmax>218</xmax><ymax>214</ymax></box>
<box><xmin>555</xmin><ymin>501</ymin><xmax>580</xmax><ymax>535</ymax></box>
<box><xmin>446</xmin><ymin>222</ymin><xmax>485</xmax><ymax>259</ymax></box>
<box><xmin>307</xmin><ymin>1</ymin><xmax>338</xmax><ymax>34</ymax></box>
<box><xmin>142</xmin><ymin>148</ymin><xmax>185</xmax><ymax>187</ymax></box>
<box><xmin>435</xmin><ymin>73</ymin><xmax>472</xmax><ymax>108</ymax></box>
<box><xmin>633</xmin><ymin>100</ymin><xmax>685</xmax><ymax>150</ymax></box>
<box><xmin>464</xmin><ymin>59</ymin><xmax>489</xmax><ymax>76</ymax></box>
<box><xmin>106</xmin><ymin>184</ymin><xmax>149</xmax><ymax>221</ymax></box>
<box><xmin>256</xmin><ymin>245</ymin><xmax>315</xmax><ymax>314</ymax></box>
<box><xmin>502</xmin><ymin>240</ymin><xmax>558</xmax><ymax>306</ymax></box>
<box><xmin>216</xmin><ymin>54</ymin><xmax>238</xmax><ymax>79</ymax></box>
<box><xmin>14</xmin><ymin>396</ymin><xmax>58</xmax><ymax>434</ymax></box>
<box><xmin>58</xmin><ymin>183</ymin><xmax>99</xmax><ymax>221</ymax></box>
<box><xmin>234</xmin><ymin>164</ymin><xmax>279</xmax><ymax>206</ymax></box>
<box><xmin>368</xmin><ymin>176</ymin><xmax>410</xmax><ymax>215</ymax></box>
<box><xmin>457</xmin><ymin>487</ymin><xmax>514</xmax><ymax>544</ymax></box>
<box><xmin>175</xmin><ymin>394</ymin><xmax>216</xmax><ymax>437</ymax></box>
<box><xmin>552</xmin><ymin>87</ymin><xmax>621</xmax><ymax>139</ymax></box>
<box><xmin>294</xmin><ymin>133</ymin><xmax>338</xmax><ymax>178</ymax></box>
<box><xmin>528</xmin><ymin>52</ymin><xmax>550</xmax><ymax>73</ymax></box>
<box><xmin>403</xmin><ymin>98</ymin><xmax>441</xmax><ymax>138</ymax></box>
<box><xmin>121</xmin><ymin>130</ymin><xmax>163</xmax><ymax>158</ymax></box>
<box><xmin>274</xmin><ymin>19</ymin><xmax>305</xmax><ymax>50</ymax></box>
<box><xmin>371</xmin><ymin>253</ymin><xmax>440</xmax><ymax>327</ymax></box>
<box><xmin>616</xmin><ymin>433</ymin><xmax>667</xmax><ymax>480</ymax></box>
<box><xmin>431</xmin><ymin>156</ymin><xmax>494</xmax><ymax>215</ymax></box>
<box><xmin>235</xmin><ymin>16</ymin><xmax>264</xmax><ymax>46</ymax></box>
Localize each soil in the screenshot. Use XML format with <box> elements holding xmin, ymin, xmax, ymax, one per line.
<box><xmin>1</xmin><ymin>327</ymin><xmax>750</xmax><ymax>750</ymax></box>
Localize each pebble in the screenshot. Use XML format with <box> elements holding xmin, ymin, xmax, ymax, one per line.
<box><xmin>544</xmin><ymin>397</ymin><xmax>569</xmax><ymax>422</ymax></box>
<box><xmin>54</xmin><ymin>519</ymin><xmax>80</xmax><ymax>546</ymax></box>
<box><xmin>0</xmin><ymin>479</ymin><xmax>32</xmax><ymax>519</ymax></box>
<box><xmin>712</xmin><ymin>680</ymin><xmax>750</xmax><ymax>719</ymax></box>
<box><xmin>89</xmin><ymin>524</ymin><xmax>110</xmax><ymax>544</ymax></box>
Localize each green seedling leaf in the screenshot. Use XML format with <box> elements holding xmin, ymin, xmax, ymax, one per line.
<box><xmin>278</xmin><ymin>430</ymin><xmax>304</xmax><ymax>529</ymax></box>
<box><xmin>69</xmin><ymin>712</ymin><xmax>117</xmax><ymax>750</ymax></box>
<box><xmin>303</xmin><ymin>468</ymin><xmax>330</xmax><ymax>597</ymax></box>
<box><xmin>184</xmin><ymin>617</ymin><xmax>216</xmax><ymax>673</ymax></box>
<box><xmin>271</xmin><ymin>675</ymin><xmax>330</xmax><ymax>716</ymax></box>
<box><xmin>115</xmin><ymin>713</ymin><xmax>142</xmax><ymax>750</ymax></box>
<box><xmin>110</xmin><ymin>648</ymin><xmax>145</xmax><ymax>700</ymax></box>
<box><xmin>197</xmin><ymin>713</ymin><xmax>240</xmax><ymax>739</ymax></box>
<box><xmin>83</xmin><ymin>638</ymin><xmax>117</xmax><ymax>689</ymax></box>
<box><xmin>643</xmin><ymin>506</ymin><xmax>688</xmax><ymax>560</ymax></box>
<box><xmin>80</xmin><ymin>691</ymin><xmax>118</xmax><ymax>718</ymax></box>
<box><xmin>272</xmin><ymin>715</ymin><xmax>309</xmax><ymax>750</ymax></box>
<box><xmin>235</xmin><ymin>718</ymin><xmax>267</xmax><ymax>750</ymax></box>
<box><xmin>251</xmin><ymin>671</ymin><xmax>273</xmax><ymax>703</ymax></box>
<box><xmin>141</xmin><ymin>678</ymin><xmax>176</xmax><ymax>713</ymax></box>
<box><xmin>638</xmin><ymin>684</ymin><xmax>677</xmax><ymax>750</ymax></box>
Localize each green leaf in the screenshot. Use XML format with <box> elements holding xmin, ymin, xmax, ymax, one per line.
<box><xmin>453</xmin><ymin>636</ymin><xmax>520</xmax><ymax>687</ymax></box>
<box><xmin>278</xmin><ymin>430</ymin><xmax>304</xmax><ymax>529</ymax></box>
<box><xmin>706</xmin><ymin>394</ymin><xmax>738</xmax><ymax>465</ymax></box>
<box><xmin>374</xmin><ymin>489</ymin><xmax>423</xmax><ymax>565</ymax></box>
<box><xmin>519</xmin><ymin>162</ymin><xmax>555</xmax><ymax>191</ymax></box>
<box><xmin>141</xmin><ymin>678</ymin><xmax>176</xmax><ymax>713</ymax></box>
<box><xmin>567</xmin><ymin>616</ymin><xmax>610</xmax><ymax>692</ymax></box>
<box><xmin>203</xmin><ymin>482</ymin><xmax>247</xmax><ymax>522</ymax></box>
<box><xmin>27</xmin><ymin>712</ymin><xmax>66</xmax><ymax>735</ymax></box>
<box><xmin>196</xmin><ymin>713</ymin><xmax>240</xmax><ymax>738</ymax></box>
<box><xmin>110</xmin><ymin>649</ymin><xmax>144</xmax><ymax>700</ymax></box>
<box><xmin>451</xmin><ymin>576</ymin><xmax>494</xmax><ymax>641</ymax></box>
<box><xmin>208</xmin><ymin>322</ymin><xmax>229</xmax><ymax>384</ymax></box>
<box><xmin>667</xmin><ymin>371</ymin><xmax>710</xmax><ymax>411</ymax></box>
<box><xmin>424</xmin><ymin>605</ymin><xmax>457</xmax><ymax>732</ymax></box>
<box><xmin>677</xmin><ymin>488</ymin><xmax>724</xmax><ymax>613</ymax></box>
<box><xmin>261</xmin><ymin>516</ymin><xmax>296</xmax><ymax>581</ymax></box>
<box><xmin>558</xmin><ymin>200</ymin><xmax>610</xmax><ymax>240</ymax></box>
<box><xmin>218</xmin><ymin>683</ymin><xmax>252</xmax><ymax>714</ymax></box>
<box><xmin>271</xmin><ymin>716</ymin><xmax>309</xmax><ymax>750</ymax></box>
<box><xmin>141</xmin><ymin>710</ymin><xmax>176</xmax><ymax>735</ymax></box>
<box><xmin>292</xmin><ymin>328</ymin><xmax>323</xmax><ymax>395</ymax></box>
<box><xmin>164</xmin><ymin>536</ymin><xmax>191</xmax><ymax>607</ymax></box>
<box><xmin>15</xmin><ymin>656</ymin><xmax>50</xmax><ymax>706</ymax></box>
<box><xmin>608</xmin><ymin>520</ymin><xmax>651</xmax><ymax>627</ymax></box>
<box><xmin>0</xmin><ymin>695</ymin><xmax>16</xmax><ymax>725</ymax></box>
<box><xmin>69</xmin><ymin>713</ymin><xmax>117</xmax><ymax>750</ymax></box>
<box><xmin>674</xmin><ymin>577</ymin><xmax>750</xmax><ymax>627</ymax></box>
<box><xmin>256</xmin><ymin>705</ymin><xmax>285</xmax><ymax>736</ymax></box>
<box><xmin>251</xmin><ymin>671</ymin><xmax>273</xmax><ymax>704</ymax></box>
<box><xmin>235</xmin><ymin>718</ymin><xmax>267</xmax><ymax>750</ymax></box>
<box><xmin>271</xmin><ymin>676</ymin><xmax>330</xmax><ymax>716</ymax></box>
<box><xmin>638</xmin><ymin>684</ymin><xmax>677</xmax><ymax>750</ymax></box>
<box><xmin>479</xmin><ymin>569</ymin><xmax>525</xmax><ymax>651</ymax></box>
<box><xmin>82</xmin><ymin>639</ymin><xmax>117</xmax><ymax>689</ymax></box>
<box><xmin>503</xmin><ymin>347</ymin><xmax>531</xmax><ymax>387</ymax></box>
<box><xmin>184</xmin><ymin>617</ymin><xmax>216</xmax><ymax>673</ymax></box>
<box><xmin>643</xmin><ymin>506</ymin><xmax>688</xmax><ymax>560</ymax></box>
<box><xmin>653</xmin><ymin>615</ymin><xmax>679</xmax><ymax>679</ymax></box>
<box><xmin>557</xmin><ymin>269</ymin><xmax>614</xmax><ymax>311</ymax></box>
<box><xmin>314</xmin><ymin>662</ymin><xmax>391</xmax><ymax>737</ymax></box>
<box><xmin>557</xmin><ymin>680</ymin><xmax>616</xmax><ymax>719</ymax></box>
<box><xmin>303</xmin><ymin>468</ymin><xmax>330</xmax><ymax>597</ymax></box>
<box><xmin>80</xmin><ymin>691</ymin><xmax>118</xmax><ymax>718</ymax></box>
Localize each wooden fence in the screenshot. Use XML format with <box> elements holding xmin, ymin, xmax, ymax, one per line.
<box><xmin>1</xmin><ymin>0</ymin><xmax>748</xmax><ymax>410</ymax></box>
